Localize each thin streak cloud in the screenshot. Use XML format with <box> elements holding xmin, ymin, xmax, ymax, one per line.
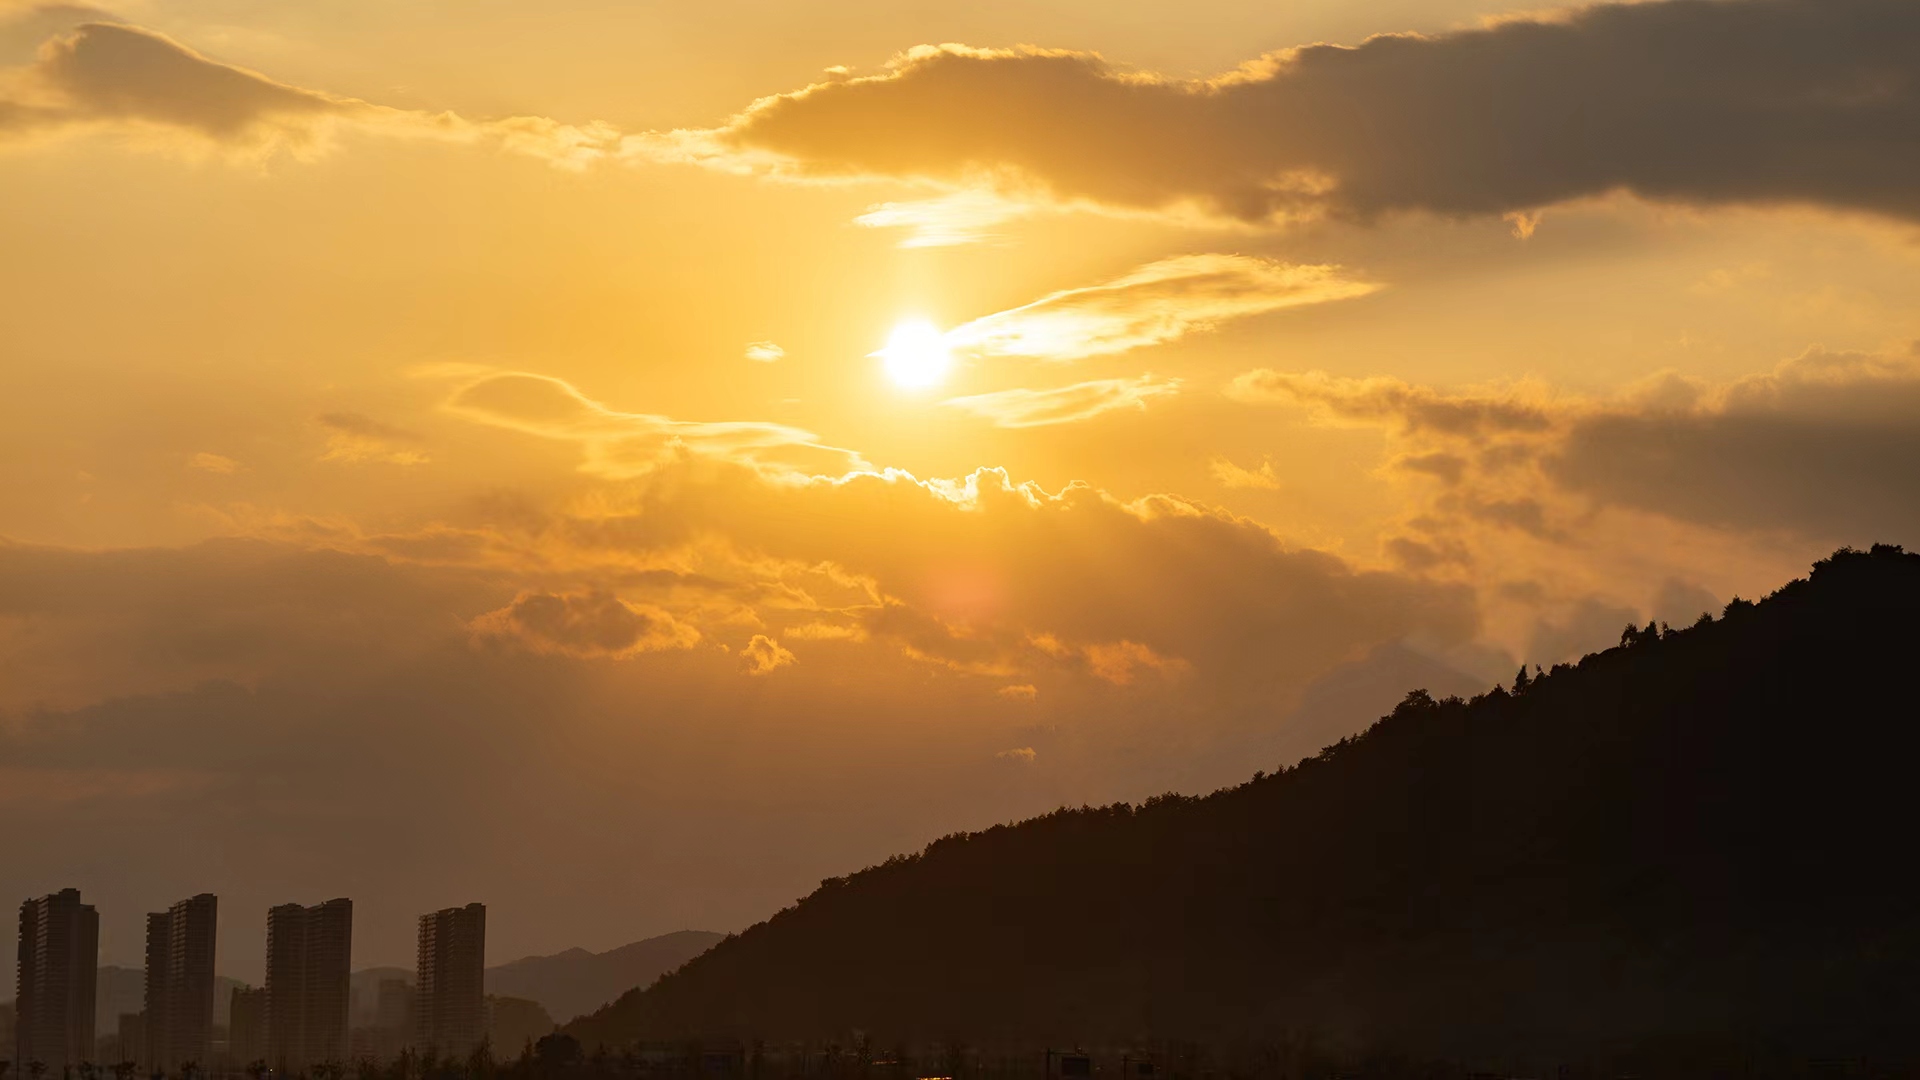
<box><xmin>943</xmin><ymin>376</ymin><xmax>1180</xmax><ymax>428</ymax></box>
<box><xmin>946</xmin><ymin>255</ymin><xmax>1377</xmax><ymax>362</ymax></box>
<box><xmin>444</xmin><ymin>371</ymin><xmax>869</xmax><ymax>479</ymax></box>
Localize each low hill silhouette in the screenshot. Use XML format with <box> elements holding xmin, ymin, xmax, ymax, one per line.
<box><xmin>567</xmin><ymin>545</ymin><xmax>1920</xmax><ymax>1072</ymax></box>
<box><xmin>487</xmin><ymin>931</ymin><xmax>725</xmax><ymax>1024</ymax></box>
<box><xmin>345</xmin><ymin>932</ymin><xmax>724</xmax><ymax>1029</ymax></box>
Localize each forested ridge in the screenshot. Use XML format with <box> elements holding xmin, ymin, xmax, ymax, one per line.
<box><xmin>570</xmin><ymin>545</ymin><xmax>1920</xmax><ymax>1067</ymax></box>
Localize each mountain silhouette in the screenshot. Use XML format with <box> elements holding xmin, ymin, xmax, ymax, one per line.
<box><xmin>567</xmin><ymin>545</ymin><xmax>1920</xmax><ymax>1072</ymax></box>
<box><xmin>486</xmin><ymin>932</ymin><xmax>725</xmax><ymax>1024</ymax></box>
<box><xmin>341</xmin><ymin>932</ymin><xmax>723</xmax><ymax>1030</ymax></box>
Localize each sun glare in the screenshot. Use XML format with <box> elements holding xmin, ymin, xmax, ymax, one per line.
<box><xmin>875</xmin><ymin>318</ymin><xmax>953</xmax><ymax>390</ymax></box>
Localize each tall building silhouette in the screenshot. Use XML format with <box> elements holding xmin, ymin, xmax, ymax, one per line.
<box><xmin>229</xmin><ymin>987</ymin><xmax>267</xmax><ymax>1069</ymax></box>
<box><xmin>117</xmin><ymin>1012</ymin><xmax>147</xmax><ymax>1071</ymax></box>
<box><xmin>144</xmin><ymin>893</ymin><xmax>218</xmax><ymax>1072</ymax></box>
<box><xmin>15</xmin><ymin>888</ymin><xmax>99</xmax><ymax>1070</ymax></box>
<box><xmin>265</xmin><ymin>899</ymin><xmax>353</xmax><ymax>1072</ymax></box>
<box><xmin>414</xmin><ymin>904</ymin><xmax>486</xmax><ymax>1056</ymax></box>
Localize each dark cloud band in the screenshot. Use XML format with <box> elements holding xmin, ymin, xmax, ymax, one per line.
<box><xmin>719</xmin><ymin>0</ymin><xmax>1920</xmax><ymax>224</ymax></box>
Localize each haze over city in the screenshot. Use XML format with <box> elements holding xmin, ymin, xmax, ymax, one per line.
<box><xmin>5</xmin><ymin>0</ymin><xmax>1920</xmax><ymax>1074</ymax></box>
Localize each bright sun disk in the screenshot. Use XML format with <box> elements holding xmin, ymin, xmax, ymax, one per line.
<box><xmin>874</xmin><ymin>318</ymin><xmax>953</xmax><ymax>390</ymax></box>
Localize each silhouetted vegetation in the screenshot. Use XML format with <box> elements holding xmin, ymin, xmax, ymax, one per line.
<box><xmin>557</xmin><ymin>545</ymin><xmax>1920</xmax><ymax>1077</ymax></box>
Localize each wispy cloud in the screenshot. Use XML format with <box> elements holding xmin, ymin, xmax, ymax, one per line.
<box><xmin>443</xmin><ymin>370</ymin><xmax>868</xmax><ymax>479</ymax></box>
<box><xmin>743</xmin><ymin>341</ymin><xmax>785</xmax><ymax>362</ymax></box>
<box><xmin>317</xmin><ymin>412</ymin><xmax>429</xmax><ymax>466</ymax></box>
<box><xmin>943</xmin><ymin>375</ymin><xmax>1179</xmax><ymax>428</ymax></box>
<box><xmin>854</xmin><ymin>189</ymin><xmax>1033</xmax><ymax>247</ymax></box>
<box><xmin>186</xmin><ymin>452</ymin><xmax>238</xmax><ymax>474</ymax></box>
<box><xmin>945</xmin><ymin>255</ymin><xmax>1376</xmax><ymax>362</ymax></box>
<box><xmin>1209</xmin><ymin>456</ymin><xmax>1279</xmax><ymax>490</ymax></box>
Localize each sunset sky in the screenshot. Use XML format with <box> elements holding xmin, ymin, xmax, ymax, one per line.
<box><xmin>5</xmin><ymin>0</ymin><xmax>1920</xmax><ymax>982</ymax></box>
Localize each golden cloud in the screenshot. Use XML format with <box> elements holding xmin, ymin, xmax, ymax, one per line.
<box><xmin>471</xmin><ymin>589</ymin><xmax>701</xmax><ymax>659</ymax></box>
<box><xmin>443</xmin><ymin>370</ymin><xmax>868</xmax><ymax>480</ymax></box>
<box><xmin>0</xmin><ymin>20</ymin><xmax>620</xmax><ymax>165</ymax></box>
<box><xmin>670</xmin><ymin>1</ymin><xmax>1920</xmax><ymax>226</ymax></box>
<box><xmin>853</xmin><ymin>189</ymin><xmax>1034</xmax><ymax>248</ymax></box>
<box><xmin>942</xmin><ymin>375</ymin><xmax>1179</xmax><ymax>428</ymax></box>
<box><xmin>1229</xmin><ymin>346</ymin><xmax>1920</xmax><ymax>571</ymax></box>
<box><xmin>317</xmin><ymin>412</ymin><xmax>430</xmax><ymax>466</ymax></box>
<box><xmin>1209</xmin><ymin>456</ymin><xmax>1279</xmax><ymax>490</ymax></box>
<box><xmin>741</xmin><ymin>633</ymin><xmax>796</xmax><ymax>675</ymax></box>
<box><xmin>946</xmin><ymin>255</ymin><xmax>1376</xmax><ymax>362</ymax></box>
<box><xmin>187</xmin><ymin>452</ymin><xmax>239</xmax><ymax>475</ymax></box>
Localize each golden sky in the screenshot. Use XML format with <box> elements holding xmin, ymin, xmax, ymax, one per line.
<box><xmin>5</xmin><ymin>0</ymin><xmax>1920</xmax><ymax>980</ymax></box>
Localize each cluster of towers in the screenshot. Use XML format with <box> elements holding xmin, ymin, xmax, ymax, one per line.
<box><xmin>13</xmin><ymin>889</ymin><xmax>488</xmax><ymax>1075</ymax></box>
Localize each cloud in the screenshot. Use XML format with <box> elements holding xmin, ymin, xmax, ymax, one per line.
<box><xmin>187</xmin><ymin>451</ymin><xmax>238</xmax><ymax>474</ymax></box>
<box><xmin>0</xmin><ymin>450</ymin><xmax>1487</xmax><ymax>981</ymax></box>
<box><xmin>741</xmin><ymin>633</ymin><xmax>795</xmax><ymax>675</ymax></box>
<box><xmin>443</xmin><ymin>370</ymin><xmax>867</xmax><ymax>479</ymax></box>
<box><xmin>945</xmin><ymin>255</ymin><xmax>1376</xmax><ymax>362</ymax></box>
<box><xmin>1082</xmin><ymin>639</ymin><xmax>1187</xmax><ymax>685</ymax></box>
<box><xmin>683</xmin><ymin>0</ymin><xmax>1920</xmax><ymax>226</ymax></box>
<box><xmin>853</xmin><ymin>189</ymin><xmax>1033</xmax><ymax>247</ymax></box>
<box><xmin>994</xmin><ymin>745</ymin><xmax>1037</xmax><ymax>764</ymax></box>
<box><xmin>0</xmin><ymin>20</ymin><xmax>620</xmax><ymax>165</ymax></box>
<box><xmin>1229</xmin><ymin>345</ymin><xmax>1920</xmax><ymax>560</ymax></box>
<box><xmin>1229</xmin><ymin>369</ymin><xmax>1554</xmax><ymax>438</ymax></box>
<box><xmin>942</xmin><ymin>375</ymin><xmax>1179</xmax><ymax>428</ymax></box>
<box><xmin>472</xmin><ymin>589</ymin><xmax>701</xmax><ymax>659</ymax></box>
<box><xmin>317</xmin><ymin>412</ymin><xmax>430</xmax><ymax>466</ymax></box>
<box><xmin>1210</xmin><ymin>456</ymin><xmax>1279</xmax><ymax>490</ymax></box>
<box><xmin>743</xmin><ymin>341</ymin><xmax>785</xmax><ymax>363</ymax></box>
<box><xmin>1550</xmin><ymin>349</ymin><xmax>1920</xmax><ymax>538</ymax></box>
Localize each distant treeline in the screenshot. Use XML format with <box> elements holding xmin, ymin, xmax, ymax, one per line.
<box><xmin>558</xmin><ymin>545</ymin><xmax>1920</xmax><ymax>1077</ymax></box>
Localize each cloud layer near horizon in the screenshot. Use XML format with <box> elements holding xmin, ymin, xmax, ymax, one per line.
<box><xmin>1230</xmin><ymin>345</ymin><xmax>1920</xmax><ymax>571</ymax></box>
<box><xmin>694</xmin><ymin>0</ymin><xmax>1920</xmax><ymax>225</ymax></box>
<box><xmin>0</xmin><ymin>456</ymin><xmax>1483</xmax><ymax>978</ymax></box>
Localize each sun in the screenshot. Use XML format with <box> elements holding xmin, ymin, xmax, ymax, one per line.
<box><xmin>874</xmin><ymin>318</ymin><xmax>953</xmax><ymax>390</ymax></box>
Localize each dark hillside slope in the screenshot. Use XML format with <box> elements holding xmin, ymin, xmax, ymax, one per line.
<box><xmin>571</xmin><ymin>545</ymin><xmax>1920</xmax><ymax>1063</ymax></box>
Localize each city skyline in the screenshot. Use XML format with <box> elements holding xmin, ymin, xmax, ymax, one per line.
<box><xmin>9</xmin><ymin>891</ymin><xmax>510</xmax><ymax>1071</ymax></box>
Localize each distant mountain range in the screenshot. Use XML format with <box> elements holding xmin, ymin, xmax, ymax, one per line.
<box><xmin>484</xmin><ymin>932</ymin><xmax>725</xmax><ymax>1024</ymax></box>
<box><xmin>346</xmin><ymin>930</ymin><xmax>724</xmax><ymax>1027</ymax></box>
<box><xmin>567</xmin><ymin>546</ymin><xmax>1920</xmax><ymax>1072</ymax></box>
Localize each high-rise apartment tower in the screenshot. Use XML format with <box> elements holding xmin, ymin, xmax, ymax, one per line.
<box><xmin>414</xmin><ymin>904</ymin><xmax>486</xmax><ymax>1057</ymax></box>
<box><xmin>15</xmin><ymin>889</ymin><xmax>99</xmax><ymax>1070</ymax></box>
<box><xmin>229</xmin><ymin>986</ymin><xmax>267</xmax><ymax>1069</ymax></box>
<box><xmin>265</xmin><ymin>898</ymin><xmax>353</xmax><ymax>1072</ymax></box>
<box><xmin>144</xmin><ymin>893</ymin><xmax>219</xmax><ymax>1073</ymax></box>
